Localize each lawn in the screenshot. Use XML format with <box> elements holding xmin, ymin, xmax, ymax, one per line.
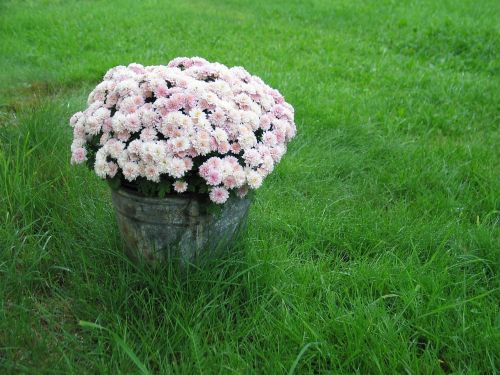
<box><xmin>0</xmin><ymin>0</ymin><xmax>499</xmax><ymax>373</ymax></box>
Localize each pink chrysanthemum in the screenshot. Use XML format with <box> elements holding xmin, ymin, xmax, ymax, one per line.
<box><xmin>206</xmin><ymin>169</ymin><xmax>223</xmax><ymax>186</ymax></box>
<box><xmin>71</xmin><ymin>147</ymin><xmax>87</xmax><ymax>164</ymax></box>
<box><xmin>209</xmin><ymin>187</ymin><xmax>229</xmax><ymax>204</ymax></box>
<box><xmin>173</xmin><ymin>180</ymin><xmax>188</xmax><ymax>193</ymax></box>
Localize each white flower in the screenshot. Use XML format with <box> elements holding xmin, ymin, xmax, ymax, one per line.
<box><xmin>140</xmin><ymin>128</ymin><xmax>158</xmax><ymax>141</ymax></box>
<box><xmin>173</xmin><ymin>180</ymin><xmax>188</xmax><ymax>193</ymax></box>
<box><xmin>235</xmin><ymin>93</ymin><xmax>252</xmax><ymax>108</ymax></box>
<box><xmin>140</xmin><ymin>141</ymin><xmax>157</xmax><ymax>163</ymax></box>
<box><xmin>168</xmin><ymin>157</ymin><xmax>187</xmax><ymax>178</ymax></box>
<box><xmin>219</xmin><ymin>160</ymin><xmax>234</xmax><ymax>178</ymax></box>
<box><xmin>262</xmin><ymin>131</ymin><xmax>277</xmax><ymax>146</ymax></box>
<box><xmin>189</xmin><ymin>108</ymin><xmax>206</xmax><ymax>125</ymax></box>
<box><xmin>243</xmin><ymin>149</ymin><xmax>262</xmax><ymax>167</ymax></box>
<box><xmin>157</xmin><ymin>157</ymin><xmax>172</xmax><ymax>174</ymax></box>
<box><xmin>107</xmin><ymin>140</ymin><xmax>125</xmax><ymax>159</ymax></box>
<box><xmin>192</xmin><ymin>134</ymin><xmax>211</xmax><ymax>155</ymax></box>
<box><xmin>94</xmin><ymin>160</ymin><xmax>109</xmax><ymax>179</ymax></box>
<box><xmin>115</xmin><ymin>79</ymin><xmax>139</xmax><ymax>96</ymax></box>
<box><xmin>150</xmin><ymin>142</ymin><xmax>167</xmax><ymax>162</ymax></box>
<box><xmin>169</xmin><ymin>136</ymin><xmax>190</xmax><ymax>153</ymax></box>
<box><xmin>73</xmin><ymin>124</ymin><xmax>86</xmax><ymax>139</ymax></box>
<box><xmin>144</xmin><ymin>164</ymin><xmax>160</xmax><ymax>182</ymax></box>
<box><xmin>241</xmin><ymin>111</ymin><xmax>259</xmax><ymax>131</ymax></box>
<box><xmin>85</xmin><ymin>116</ymin><xmax>101</xmax><ymax>135</ymax></box>
<box><xmin>246</xmin><ymin>170</ymin><xmax>263</xmax><ymax>189</ymax></box>
<box><xmin>233</xmin><ymin>168</ymin><xmax>246</xmax><ymax>187</ymax></box>
<box><xmin>71</xmin><ymin>138</ymin><xmax>85</xmax><ymax>152</ymax></box>
<box><xmin>70</xmin><ymin>112</ymin><xmax>84</xmax><ymax>127</ymax></box>
<box><xmin>238</xmin><ymin>132</ymin><xmax>257</xmax><ymax>150</ymax></box>
<box><xmin>111</xmin><ymin>112</ymin><xmax>127</xmax><ymax>133</ymax></box>
<box><xmin>93</xmin><ymin>107</ymin><xmax>110</xmax><ymax>123</ymax></box>
<box><xmin>212</xmin><ymin>128</ymin><xmax>228</xmax><ymax>143</ymax></box>
<box><xmin>95</xmin><ymin>148</ymin><xmax>108</xmax><ymax>164</ymax></box>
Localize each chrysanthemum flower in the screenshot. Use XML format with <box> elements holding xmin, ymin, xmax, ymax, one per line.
<box><xmin>173</xmin><ymin>180</ymin><xmax>188</xmax><ymax>193</ymax></box>
<box><xmin>70</xmin><ymin>57</ymin><xmax>296</xmax><ymax>201</ymax></box>
<box><xmin>209</xmin><ymin>187</ymin><xmax>229</xmax><ymax>204</ymax></box>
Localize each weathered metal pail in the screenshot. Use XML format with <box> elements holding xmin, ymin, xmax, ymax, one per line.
<box><xmin>111</xmin><ymin>188</ymin><xmax>251</xmax><ymax>265</ymax></box>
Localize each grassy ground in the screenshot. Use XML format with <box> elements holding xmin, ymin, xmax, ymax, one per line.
<box><xmin>0</xmin><ymin>0</ymin><xmax>499</xmax><ymax>373</ymax></box>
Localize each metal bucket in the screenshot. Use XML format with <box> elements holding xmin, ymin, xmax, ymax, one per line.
<box><xmin>111</xmin><ymin>188</ymin><xmax>251</xmax><ymax>265</ymax></box>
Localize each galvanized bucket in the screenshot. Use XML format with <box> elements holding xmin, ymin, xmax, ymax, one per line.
<box><xmin>111</xmin><ymin>188</ymin><xmax>251</xmax><ymax>265</ymax></box>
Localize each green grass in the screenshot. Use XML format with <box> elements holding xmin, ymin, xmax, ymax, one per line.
<box><xmin>0</xmin><ymin>0</ymin><xmax>499</xmax><ymax>373</ymax></box>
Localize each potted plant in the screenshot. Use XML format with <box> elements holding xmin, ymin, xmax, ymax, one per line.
<box><xmin>70</xmin><ymin>57</ymin><xmax>296</xmax><ymax>264</ymax></box>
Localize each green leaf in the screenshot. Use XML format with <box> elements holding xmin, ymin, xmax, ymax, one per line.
<box><xmin>158</xmin><ymin>180</ymin><xmax>171</xmax><ymax>198</ymax></box>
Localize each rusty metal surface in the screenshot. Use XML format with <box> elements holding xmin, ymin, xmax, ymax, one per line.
<box><xmin>111</xmin><ymin>188</ymin><xmax>251</xmax><ymax>265</ymax></box>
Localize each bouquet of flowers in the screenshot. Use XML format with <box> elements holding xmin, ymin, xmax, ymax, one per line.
<box><xmin>70</xmin><ymin>57</ymin><xmax>296</xmax><ymax>204</ymax></box>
